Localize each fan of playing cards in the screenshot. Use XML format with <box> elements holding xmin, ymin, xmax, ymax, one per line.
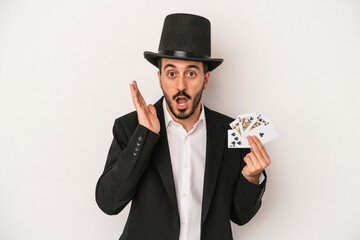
<box><xmin>228</xmin><ymin>112</ymin><xmax>278</xmax><ymax>148</ymax></box>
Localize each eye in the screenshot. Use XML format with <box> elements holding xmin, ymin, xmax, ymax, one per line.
<box><xmin>187</xmin><ymin>71</ymin><xmax>196</xmax><ymax>77</ymax></box>
<box><xmin>167</xmin><ymin>71</ymin><xmax>176</xmax><ymax>78</ymax></box>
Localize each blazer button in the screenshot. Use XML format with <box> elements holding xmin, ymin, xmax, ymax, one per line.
<box><xmin>135</xmin><ymin>146</ymin><xmax>140</xmax><ymax>152</ymax></box>
<box><xmin>136</xmin><ymin>142</ymin><xmax>142</xmax><ymax>147</ymax></box>
<box><xmin>175</xmin><ymin>216</ymin><xmax>179</xmax><ymax>222</ymax></box>
<box><xmin>138</xmin><ymin>136</ymin><xmax>143</xmax><ymax>141</ymax></box>
<box><xmin>133</xmin><ymin>152</ymin><xmax>137</xmax><ymax>156</ymax></box>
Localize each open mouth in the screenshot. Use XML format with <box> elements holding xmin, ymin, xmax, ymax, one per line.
<box><xmin>175</xmin><ymin>97</ymin><xmax>188</xmax><ymax>109</ymax></box>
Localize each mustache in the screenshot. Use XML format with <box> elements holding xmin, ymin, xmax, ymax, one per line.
<box><xmin>172</xmin><ymin>91</ymin><xmax>191</xmax><ymax>100</ymax></box>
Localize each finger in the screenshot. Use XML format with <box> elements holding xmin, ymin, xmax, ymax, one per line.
<box><xmin>243</xmin><ymin>154</ymin><xmax>254</xmax><ymax>168</ymax></box>
<box><xmin>252</xmin><ymin>135</ymin><xmax>271</xmax><ymax>165</ymax></box>
<box><xmin>148</xmin><ymin>104</ymin><xmax>157</xmax><ymax>117</ymax></box>
<box><xmin>131</xmin><ymin>81</ymin><xmax>146</xmax><ymax>110</ymax></box>
<box><xmin>247</xmin><ymin>135</ymin><xmax>266</xmax><ymax>164</ymax></box>
<box><xmin>131</xmin><ymin>83</ymin><xmax>143</xmax><ymax>111</ymax></box>
<box><xmin>247</xmin><ymin>152</ymin><xmax>261</xmax><ymax>168</ymax></box>
<box><xmin>246</xmin><ymin>152</ymin><xmax>267</xmax><ymax>176</ymax></box>
<box><xmin>130</xmin><ymin>81</ymin><xmax>142</xmax><ymax>110</ymax></box>
<box><xmin>133</xmin><ymin>80</ymin><xmax>147</xmax><ymax>108</ymax></box>
<box><xmin>249</xmin><ymin>136</ymin><xmax>270</xmax><ymax>169</ymax></box>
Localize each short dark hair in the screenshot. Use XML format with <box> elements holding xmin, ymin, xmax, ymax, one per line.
<box><xmin>158</xmin><ymin>58</ymin><xmax>209</xmax><ymax>74</ymax></box>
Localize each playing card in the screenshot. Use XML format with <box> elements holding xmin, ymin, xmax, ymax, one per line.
<box><xmin>229</xmin><ymin>118</ymin><xmax>243</xmax><ymax>137</ymax></box>
<box><xmin>246</xmin><ymin>122</ymin><xmax>278</xmax><ymax>144</ymax></box>
<box><xmin>247</xmin><ymin>113</ymin><xmax>271</xmax><ymax>132</ymax></box>
<box><xmin>239</xmin><ymin>112</ymin><xmax>256</xmax><ymax>136</ymax></box>
<box><xmin>228</xmin><ymin>129</ymin><xmax>249</xmax><ymax>148</ymax></box>
<box><xmin>228</xmin><ymin>112</ymin><xmax>277</xmax><ymax>148</ymax></box>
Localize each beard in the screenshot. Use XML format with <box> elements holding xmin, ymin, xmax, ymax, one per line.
<box><xmin>163</xmin><ymin>86</ymin><xmax>204</xmax><ymax>120</ymax></box>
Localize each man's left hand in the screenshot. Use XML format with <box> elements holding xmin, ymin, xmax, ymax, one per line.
<box><xmin>242</xmin><ymin>135</ymin><xmax>271</xmax><ymax>184</ymax></box>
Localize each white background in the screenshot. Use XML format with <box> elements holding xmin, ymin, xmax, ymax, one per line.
<box><xmin>1</xmin><ymin>0</ymin><xmax>359</xmax><ymax>239</ymax></box>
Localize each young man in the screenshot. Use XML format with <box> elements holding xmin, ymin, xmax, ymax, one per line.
<box><xmin>96</xmin><ymin>13</ymin><xmax>271</xmax><ymax>240</ymax></box>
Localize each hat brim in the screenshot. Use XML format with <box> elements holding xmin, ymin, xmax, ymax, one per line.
<box><xmin>144</xmin><ymin>51</ymin><xmax>223</xmax><ymax>72</ymax></box>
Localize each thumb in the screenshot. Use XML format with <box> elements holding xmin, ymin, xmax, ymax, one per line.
<box><xmin>148</xmin><ymin>104</ymin><xmax>157</xmax><ymax>117</ymax></box>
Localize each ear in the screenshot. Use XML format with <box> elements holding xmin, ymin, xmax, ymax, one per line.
<box><xmin>202</xmin><ymin>71</ymin><xmax>210</xmax><ymax>90</ymax></box>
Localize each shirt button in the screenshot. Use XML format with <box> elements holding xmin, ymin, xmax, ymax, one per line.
<box><xmin>182</xmin><ymin>193</ymin><xmax>187</xmax><ymax>197</ymax></box>
<box><xmin>184</xmin><ymin>164</ymin><xmax>188</xmax><ymax>168</ymax></box>
<box><xmin>181</xmin><ymin>221</ymin><xmax>186</xmax><ymax>225</ymax></box>
<box><xmin>185</xmin><ymin>136</ymin><xmax>188</xmax><ymax>141</ymax></box>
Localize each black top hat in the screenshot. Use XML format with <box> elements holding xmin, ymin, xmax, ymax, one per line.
<box><xmin>144</xmin><ymin>13</ymin><xmax>223</xmax><ymax>71</ymax></box>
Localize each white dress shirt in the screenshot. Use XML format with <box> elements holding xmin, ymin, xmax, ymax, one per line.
<box><xmin>163</xmin><ymin>98</ymin><xmax>265</xmax><ymax>240</ymax></box>
<box><xmin>163</xmin><ymin>98</ymin><xmax>206</xmax><ymax>240</ymax></box>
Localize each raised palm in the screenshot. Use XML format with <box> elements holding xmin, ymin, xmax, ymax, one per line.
<box><xmin>130</xmin><ymin>80</ymin><xmax>160</xmax><ymax>134</ymax></box>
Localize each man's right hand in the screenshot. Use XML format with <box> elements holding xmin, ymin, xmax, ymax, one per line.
<box><xmin>130</xmin><ymin>80</ymin><xmax>160</xmax><ymax>134</ymax></box>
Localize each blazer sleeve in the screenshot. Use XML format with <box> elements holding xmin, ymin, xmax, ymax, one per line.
<box><xmin>230</xmin><ymin>148</ymin><xmax>267</xmax><ymax>225</ymax></box>
<box><xmin>95</xmin><ymin>118</ymin><xmax>160</xmax><ymax>215</ymax></box>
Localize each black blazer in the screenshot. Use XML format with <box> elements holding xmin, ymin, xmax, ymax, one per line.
<box><xmin>96</xmin><ymin>97</ymin><xmax>266</xmax><ymax>240</ymax></box>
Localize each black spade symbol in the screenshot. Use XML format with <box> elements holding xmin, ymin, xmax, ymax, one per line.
<box><xmin>231</xmin><ymin>141</ymin><xmax>236</xmax><ymax>145</ymax></box>
<box><xmin>234</xmin><ymin>137</ymin><xmax>239</xmax><ymax>141</ymax></box>
<box><xmin>259</xmin><ymin>133</ymin><xmax>265</xmax><ymax>137</ymax></box>
<box><xmin>237</xmin><ymin>141</ymin><xmax>241</xmax><ymax>145</ymax></box>
<box><xmin>231</xmin><ymin>132</ymin><xmax>236</xmax><ymax>136</ymax></box>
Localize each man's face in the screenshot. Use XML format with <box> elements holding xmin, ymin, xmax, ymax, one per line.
<box><xmin>158</xmin><ymin>58</ymin><xmax>210</xmax><ymax>120</ymax></box>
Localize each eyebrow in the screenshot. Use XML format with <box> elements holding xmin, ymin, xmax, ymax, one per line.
<box><xmin>164</xmin><ymin>64</ymin><xmax>176</xmax><ymax>70</ymax></box>
<box><xmin>186</xmin><ymin>65</ymin><xmax>200</xmax><ymax>70</ymax></box>
<box><xmin>163</xmin><ymin>64</ymin><xmax>201</xmax><ymax>71</ymax></box>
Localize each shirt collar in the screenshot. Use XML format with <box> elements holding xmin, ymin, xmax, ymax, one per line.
<box><xmin>162</xmin><ymin>97</ymin><xmax>206</xmax><ymax>130</ymax></box>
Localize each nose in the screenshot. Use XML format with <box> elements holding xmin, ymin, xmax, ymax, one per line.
<box><xmin>176</xmin><ymin>74</ymin><xmax>187</xmax><ymax>91</ymax></box>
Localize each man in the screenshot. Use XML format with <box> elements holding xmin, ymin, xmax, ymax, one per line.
<box><xmin>96</xmin><ymin>13</ymin><xmax>271</xmax><ymax>240</ymax></box>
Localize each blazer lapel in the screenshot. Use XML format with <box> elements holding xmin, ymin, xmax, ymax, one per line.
<box><xmin>201</xmin><ymin>106</ymin><xmax>227</xmax><ymax>224</ymax></box>
<box><xmin>151</xmin><ymin>98</ymin><xmax>227</xmax><ymax>222</ymax></box>
<box><xmin>152</xmin><ymin>97</ymin><xmax>179</xmax><ymax>213</ymax></box>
